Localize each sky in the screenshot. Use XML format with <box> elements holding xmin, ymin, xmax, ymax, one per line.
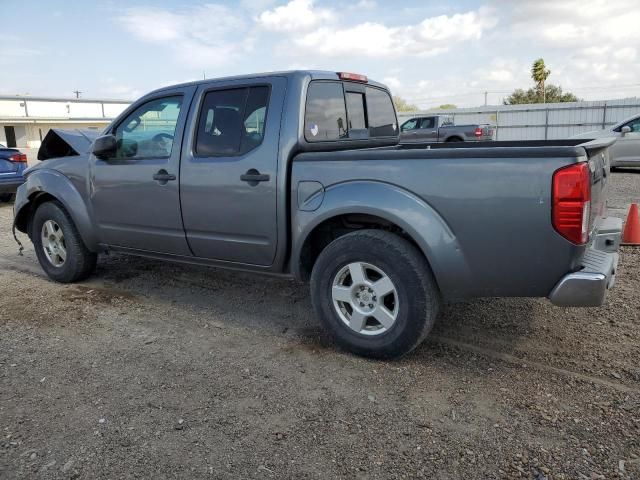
<box><xmin>1</xmin><ymin>0</ymin><xmax>640</xmax><ymax>108</ymax></box>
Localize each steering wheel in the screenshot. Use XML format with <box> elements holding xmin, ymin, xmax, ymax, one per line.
<box><xmin>152</xmin><ymin>132</ymin><xmax>174</xmax><ymax>142</ymax></box>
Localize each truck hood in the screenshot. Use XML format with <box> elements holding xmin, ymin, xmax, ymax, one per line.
<box><xmin>571</xmin><ymin>128</ymin><xmax>616</xmax><ymax>139</ymax></box>
<box><xmin>37</xmin><ymin>128</ymin><xmax>102</xmax><ymax>161</ymax></box>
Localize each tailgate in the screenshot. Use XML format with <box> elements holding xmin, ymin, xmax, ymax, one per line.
<box><xmin>581</xmin><ymin>137</ymin><xmax>616</xmax><ymax>235</ymax></box>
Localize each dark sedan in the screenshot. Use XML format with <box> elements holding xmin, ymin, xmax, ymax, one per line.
<box><xmin>0</xmin><ymin>143</ymin><xmax>27</xmax><ymax>202</ymax></box>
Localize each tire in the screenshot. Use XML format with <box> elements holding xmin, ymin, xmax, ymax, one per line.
<box><xmin>310</xmin><ymin>230</ymin><xmax>440</xmax><ymax>359</ymax></box>
<box><xmin>31</xmin><ymin>201</ymin><xmax>97</xmax><ymax>283</ymax></box>
<box><xmin>0</xmin><ymin>193</ymin><xmax>14</xmax><ymax>202</ymax></box>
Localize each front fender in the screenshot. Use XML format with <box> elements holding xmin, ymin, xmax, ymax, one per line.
<box><xmin>14</xmin><ymin>169</ymin><xmax>99</xmax><ymax>251</ymax></box>
<box><xmin>292</xmin><ymin>180</ymin><xmax>472</xmax><ymax>300</ymax></box>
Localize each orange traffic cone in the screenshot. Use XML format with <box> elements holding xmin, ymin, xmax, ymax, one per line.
<box><xmin>622</xmin><ymin>203</ymin><xmax>640</xmax><ymax>245</ymax></box>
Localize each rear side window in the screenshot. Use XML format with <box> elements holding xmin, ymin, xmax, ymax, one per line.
<box><xmin>195</xmin><ymin>86</ymin><xmax>269</xmax><ymax>156</ymax></box>
<box><xmin>304</xmin><ymin>81</ymin><xmax>397</xmax><ymax>142</ymax></box>
<box><xmin>420</xmin><ymin>117</ymin><xmax>435</xmax><ymax>129</ymax></box>
<box><xmin>305</xmin><ymin>82</ymin><xmax>347</xmax><ymax>141</ymax></box>
<box><xmin>366</xmin><ymin>86</ymin><xmax>397</xmax><ymax>137</ymax></box>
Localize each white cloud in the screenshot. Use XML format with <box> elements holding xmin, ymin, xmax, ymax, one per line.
<box><xmin>117</xmin><ymin>5</ymin><xmax>249</xmax><ymax>68</ymax></box>
<box><xmin>287</xmin><ymin>7</ymin><xmax>497</xmax><ymax>58</ymax></box>
<box><xmin>257</xmin><ymin>0</ymin><xmax>333</xmax><ymax>32</ymax></box>
<box><xmin>383</xmin><ymin>76</ymin><xmax>402</xmax><ymax>91</ymax></box>
<box><xmin>487</xmin><ymin>69</ymin><xmax>513</xmax><ymax>82</ymax></box>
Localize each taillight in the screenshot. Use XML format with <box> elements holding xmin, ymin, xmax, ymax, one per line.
<box><xmin>8</xmin><ymin>153</ymin><xmax>27</xmax><ymax>163</ymax></box>
<box><xmin>474</xmin><ymin>127</ymin><xmax>483</xmax><ymax>137</ymax></box>
<box><xmin>552</xmin><ymin>162</ymin><xmax>591</xmax><ymax>244</ymax></box>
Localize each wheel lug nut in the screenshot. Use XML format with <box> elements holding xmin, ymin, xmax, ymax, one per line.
<box><xmin>360</xmin><ymin>302</ymin><xmax>365</xmax><ymax>307</ymax></box>
<box><xmin>368</xmin><ymin>304</ymin><xmax>373</xmax><ymax>308</ymax></box>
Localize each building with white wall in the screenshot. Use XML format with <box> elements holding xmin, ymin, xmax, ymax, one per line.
<box><xmin>0</xmin><ymin>96</ymin><xmax>131</xmax><ymax>149</ymax></box>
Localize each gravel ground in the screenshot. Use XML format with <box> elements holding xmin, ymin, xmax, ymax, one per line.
<box><xmin>0</xmin><ymin>170</ymin><xmax>639</xmax><ymax>480</ymax></box>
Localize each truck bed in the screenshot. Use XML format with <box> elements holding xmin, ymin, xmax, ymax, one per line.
<box><xmin>292</xmin><ymin>137</ymin><xmax>614</xmax><ymax>300</ymax></box>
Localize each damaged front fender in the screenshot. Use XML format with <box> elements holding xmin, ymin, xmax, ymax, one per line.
<box><xmin>13</xmin><ymin>169</ymin><xmax>100</xmax><ymax>252</ymax></box>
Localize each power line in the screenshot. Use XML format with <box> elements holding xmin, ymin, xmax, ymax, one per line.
<box><xmin>405</xmin><ymin>83</ymin><xmax>640</xmax><ymax>104</ymax></box>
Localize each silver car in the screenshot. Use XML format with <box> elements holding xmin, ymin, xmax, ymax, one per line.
<box><xmin>573</xmin><ymin>113</ymin><xmax>640</xmax><ymax>168</ymax></box>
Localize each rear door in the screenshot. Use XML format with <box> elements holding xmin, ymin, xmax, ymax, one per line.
<box><xmin>179</xmin><ymin>76</ymin><xmax>286</xmax><ymax>266</ymax></box>
<box><xmin>416</xmin><ymin>116</ymin><xmax>438</xmax><ymax>142</ymax></box>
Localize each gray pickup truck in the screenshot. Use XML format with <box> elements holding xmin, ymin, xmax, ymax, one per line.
<box><xmin>400</xmin><ymin>114</ymin><xmax>495</xmax><ymax>143</ymax></box>
<box><xmin>13</xmin><ymin>70</ymin><xmax>621</xmax><ymax>359</ymax></box>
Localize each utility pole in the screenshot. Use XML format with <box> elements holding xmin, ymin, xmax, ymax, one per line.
<box><xmin>73</xmin><ymin>90</ymin><xmax>82</xmax><ymax>99</ymax></box>
<box><xmin>484</xmin><ymin>91</ymin><xmax>488</xmax><ymax>106</ymax></box>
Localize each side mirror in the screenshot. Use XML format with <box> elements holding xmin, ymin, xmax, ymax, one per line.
<box><xmin>621</xmin><ymin>126</ymin><xmax>632</xmax><ymax>135</ymax></box>
<box><xmin>92</xmin><ymin>135</ymin><xmax>117</xmax><ymax>159</ymax></box>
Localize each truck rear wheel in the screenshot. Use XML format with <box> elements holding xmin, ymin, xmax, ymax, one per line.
<box><xmin>32</xmin><ymin>201</ymin><xmax>97</xmax><ymax>283</ymax></box>
<box><xmin>310</xmin><ymin>230</ymin><xmax>440</xmax><ymax>359</ymax></box>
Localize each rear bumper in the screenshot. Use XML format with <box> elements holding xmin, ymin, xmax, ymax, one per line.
<box><xmin>548</xmin><ymin>217</ymin><xmax>622</xmax><ymax>307</ymax></box>
<box><xmin>0</xmin><ymin>177</ymin><xmax>24</xmax><ymax>194</ymax></box>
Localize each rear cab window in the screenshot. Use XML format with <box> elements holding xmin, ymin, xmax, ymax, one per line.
<box><xmin>304</xmin><ymin>80</ymin><xmax>397</xmax><ymax>143</ymax></box>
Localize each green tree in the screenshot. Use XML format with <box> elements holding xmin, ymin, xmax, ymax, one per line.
<box><xmin>504</xmin><ymin>85</ymin><xmax>579</xmax><ymax>105</ymax></box>
<box><xmin>437</xmin><ymin>104</ymin><xmax>457</xmax><ymax>110</ymax></box>
<box><xmin>531</xmin><ymin>58</ymin><xmax>551</xmax><ymax>103</ymax></box>
<box><xmin>393</xmin><ymin>95</ymin><xmax>419</xmax><ymax>112</ymax></box>
<box><xmin>504</xmin><ymin>58</ymin><xmax>580</xmax><ymax>105</ymax></box>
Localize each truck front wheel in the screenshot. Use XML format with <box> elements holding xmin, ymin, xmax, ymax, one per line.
<box><xmin>310</xmin><ymin>230</ymin><xmax>440</xmax><ymax>359</ymax></box>
<box><xmin>32</xmin><ymin>201</ymin><xmax>97</xmax><ymax>283</ymax></box>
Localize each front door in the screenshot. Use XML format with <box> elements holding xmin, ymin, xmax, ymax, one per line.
<box><xmin>179</xmin><ymin>77</ymin><xmax>286</xmax><ymax>266</ymax></box>
<box><xmin>612</xmin><ymin>116</ymin><xmax>640</xmax><ymax>165</ymax></box>
<box><xmin>90</xmin><ymin>87</ymin><xmax>195</xmax><ymax>254</ymax></box>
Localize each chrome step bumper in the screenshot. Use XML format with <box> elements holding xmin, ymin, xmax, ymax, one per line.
<box><xmin>548</xmin><ymin>217</ymin><xmax>622</xmax><ymax>307</ymax></box>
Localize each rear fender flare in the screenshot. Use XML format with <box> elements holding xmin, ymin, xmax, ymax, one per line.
<box><xmin>293</xmin><ymin>181</ymin><xmax>472</xmax><ymax>299</ymax></box>
<box><xmin>14</xmin><ymin>169</ymin><xmax>99</xmax><ymax>251</ymax></box>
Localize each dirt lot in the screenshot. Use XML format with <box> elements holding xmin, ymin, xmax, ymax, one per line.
<box><xmin>1</xmin><ymin>171</ymin><xmax>639</xmax><ymax>480</ymax></box>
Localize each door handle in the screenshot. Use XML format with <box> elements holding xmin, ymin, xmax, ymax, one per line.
<box><xmin>240</xmin><ymin>169</ymin><xmax>270</xmax><ymax>186</ymax></box>
<box><xmin>153</xmin><ymin>169</ymin><xmax>176</xmax><ymax>184</ymax></box>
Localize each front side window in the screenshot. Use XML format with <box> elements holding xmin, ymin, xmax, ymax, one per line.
<box><xmin>196</xmin><ymin>86</ymin><xmax>269</xmax><ymax>156</ymax></box>
<box><xmin>623</xmin><ymin>117</ymin><xmax>640</xmax><ymax>133</ymax></box>
<box><xmin>114</xmin><ymin>96</ymin><xmax>182</xmax><ymax>159</ymax></box>
<box><xmin>401</xmin><ymin>119</ymin><xmax>419</xmax><ymax>131</ymax></box>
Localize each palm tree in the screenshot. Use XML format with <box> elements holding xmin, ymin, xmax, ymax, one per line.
<box><xmin>531</xmin><ymin>58</ymin><xmax>551</xmax><ymax>103</ymax></box>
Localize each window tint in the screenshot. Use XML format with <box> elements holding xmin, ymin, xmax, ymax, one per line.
<box><xmin>241</xmin><ymin>87</ymin><xmax>269</xmax><ymax>154</ymax></box>
<box><xmin>366</xmin><ymin>87</ymin><xmax>397</xmax><ymax>137</ymax></box>
<box><xmin>305</xmin><ymin>82</ymin><xmax>347</xmax><ymax>141</ymax></box>
<box><xmin>624</xmin><ymin>117</ymin><xmax>640</xmax><ymax>132</ymax></box>
<box><xmin>114</xmin><ymin>96</ymin><xmax>182</xmax><ymax>159</ymax></box>
<box><xmin>196</xmin><ymin>86</ymin><xmax>269</xmax><ymax>156</ymax></box>
<box><xmin>346</xmin><ymin>92</ymin><xmax>366</xmax><ymax>130</ymax></box>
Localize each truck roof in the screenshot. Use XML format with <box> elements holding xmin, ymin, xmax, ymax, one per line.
<box><xmin>147</xmin><ymin>70</ymin><xmax>389</xmax><ymax>97</ymax></box>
